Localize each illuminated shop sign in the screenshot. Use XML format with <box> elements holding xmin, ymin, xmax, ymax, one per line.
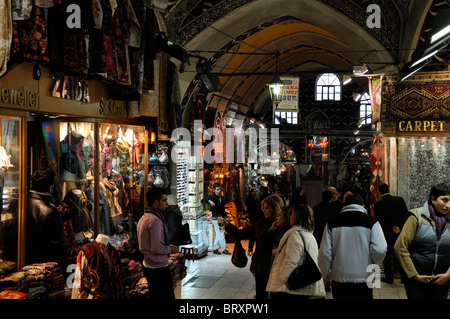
<box><xmin>397</xmin><ymin>120</ymin><xmax>446</xmax><ymax>132</ymax></box>
<box><xmin>307</xmin><ymin>136</ymin><xmax>328</xmax><ymax>149</ymax></box>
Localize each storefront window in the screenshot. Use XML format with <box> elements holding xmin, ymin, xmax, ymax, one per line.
<box><xmin>58</xmin><ymin>122</ymin><xmax>146</xmax><ymax>249</ymax></box>
<box><xmin>0</xmin><ymin>117</ymin><xmax>21</xmax><ymax>265</ymax></box>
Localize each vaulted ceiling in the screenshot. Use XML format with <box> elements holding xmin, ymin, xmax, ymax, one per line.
<box><xmin>165</xmin><ymin>0</ymin><xmax>446</xmax><ymax>121</ymax></box>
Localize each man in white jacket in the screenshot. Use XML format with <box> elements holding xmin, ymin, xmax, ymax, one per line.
<box><xmin>318</xmin><ymin>194</ymin><xmax>387</xmax><ymax>299</ymax></box>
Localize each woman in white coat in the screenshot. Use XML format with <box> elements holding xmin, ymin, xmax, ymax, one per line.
<box><xmin>266</xmin><ymin>205</ymin><xmax>326</xmax><ymax>299</ymax></box>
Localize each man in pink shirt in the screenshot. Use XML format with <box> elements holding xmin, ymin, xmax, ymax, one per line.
<box><xmin>138</xmin><ymin>187</ymin><xmax>177</xmax><ymax>299</ymax></box>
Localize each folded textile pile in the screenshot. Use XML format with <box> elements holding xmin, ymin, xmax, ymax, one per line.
<box><xmin>124</xmin><ymin>277</ymin><xmax>148</xmax><ymax>299</ymax></box>
<box><xmin>0</xmin><ymin>271</ymin><xmax>28</xmax><ymax>292</ymax></box>
<box><xmin>120</xmin><ymin>258</ymin><xmax>143</xmax><ymax>295</ymax></box>
<box><xmin>21</xmin><ymin>262</ymin><xmax>65</xmax><ymax>298</ymax></box>
<box><xmin>0</xmin><ymin>259</ymin><xmax>17</xmax><ymax>277</ymax></box>
<box><xmin>168</xmin><ymin>254</ymin><xmax>186</xmax><ymax>288</ymax></box>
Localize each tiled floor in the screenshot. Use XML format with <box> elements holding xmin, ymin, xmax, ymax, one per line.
<box><xmin>180</xmin><ymin>240</ymin><xmax>414</xmax><ymax>299</ymax></box>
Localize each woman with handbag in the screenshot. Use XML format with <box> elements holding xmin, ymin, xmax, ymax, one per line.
<box><xmin>225</xmin><ymin>195</ymin><xmax>283</xmax><ymax>299</ymax></box>
<box><xmin>266</xmin><ymin>205</ymin><xmax>326</xmax><ymax>299</ymax></box>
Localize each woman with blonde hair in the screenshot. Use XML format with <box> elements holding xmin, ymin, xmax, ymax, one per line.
<box><xmin>266</xmin><ymin>204</ymin><xmax>326</xmax><ymax>299</ymax></box>
<box><xmin>225</xmin><ymin>194</ymin><xmax>282</xmax><ymax>299</ymax></box>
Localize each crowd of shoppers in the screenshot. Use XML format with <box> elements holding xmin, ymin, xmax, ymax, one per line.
<box><xmin>223</xmin><ymin>181</ymin><xmax>450</xmax><ymax>300</ymax></box>
<box><xmin>133</xmin><ymin>179</ymin><xmax>450</xmax><ymax>300</ymax></box>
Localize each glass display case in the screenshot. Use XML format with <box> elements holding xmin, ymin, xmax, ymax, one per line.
<box><xmin>188</xmin><ymin>154</ymin><xmax>204</xmax><ymax>217</ymax></box>
<box><xmin>0</xmin><ymin>117</ymin><xmax>22</xmax><ymax>265</ymax></box>
<box><xmin>177</xmin><ymin>156</ymin><xmax>210</xmax><ymax>258</ymax></box>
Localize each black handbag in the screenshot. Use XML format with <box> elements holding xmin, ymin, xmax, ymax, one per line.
<box><xmin>286</xmin><ymin>231</ymin><xmax>322</xmax><ymax>290</ymax></box>
<box><xmin>231</xmin><ymin>239</ymin><xmax>248</xmax><ymax>268</ymax></box>
<box><xmin>180</xmin><ymin>223</ymin><xmax>192</xmax><ymax>245</ymax></box>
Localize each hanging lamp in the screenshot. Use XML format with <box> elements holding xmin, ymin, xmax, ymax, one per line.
<box><xmin>267</xmin><ymin>52</ymin><xmax>285</xmax><ymax>108</ymax></box>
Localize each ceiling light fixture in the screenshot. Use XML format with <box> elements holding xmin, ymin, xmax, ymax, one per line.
<box><xmin>342</xmin><ymin>75</ymin><xmax>352</xmax><ymax>85</ymax></box>
<box><xmin>267</xmin><ymin>51</ymin><xmax>285</xmax><ymax>108</ymax></box>
<box><xmin>353</xmin><ymin>64</ymin><xmax>369</xmax><ymax>76</ymax></box>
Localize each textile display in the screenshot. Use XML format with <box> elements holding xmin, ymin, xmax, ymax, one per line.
<box><xmin>0</xmin><ymin>0</ymin><xmax>12</xmax><ymax>78</ymax></box>
<box><xmin>21</xmin><ymin>262</ymin><xmax>65</xmax><ymax>294</ymax></box>
<box><xmin>0</xmin><ymin>262</ymin><xmax>66</xmax><ymax>298</ymax></box>
<box><xmin>120</xmin><ymin>258</ymin><xmax>143</xmax><ymax>294</ymax></box>
<box><xmin>169</xmin><ymin>254</ymin><xmax>187</xmax><ymax>289</ymax></box>
<box><xmin>0</xmin><ymin>259</ymin><xmax>16</xmax><ymax>277</ymax></box>
<box><xmin>368</xmin><ymin>76</ymin><xmax>383</xmax><ymax>122</ymax></box>
<box><xmin>370</xmin><ymin>134</ymin><xmax>383</xmax><ymax>217</ymax></box>
<box><xmin>11</xmin><ymin>6</ymin><xmax>49</xmax><ymax>63</ymax></box>
<box><xmin>124</xmin><ymin>276</ymin><xmax>148</xmax><ymax>298</ymax></box>
<box><xmin>0</xmin><ymin>271</ymin><xmax>28</xmax><ymax>292</ymax></box>
<box><xmin>381</xmin><ymin>73</ymin><xmax>450</xmax><ymax>122</ymax></box>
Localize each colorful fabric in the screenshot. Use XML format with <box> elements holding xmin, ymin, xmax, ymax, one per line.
<box><xmin>72</xmin><ymin>241</ymin><xmax>123</xmax><ymax>299</ymax></box>
<box><xmin>382</xmin><ymin>74</ymin><xmax>450</xmax><ymax>122</ymax></box>
<box><xmin>368</xmin><ymin>76</ymin><xmax>382</xmax><ymax>122</ymax></box>
<box><xmin>20</xmin><ymin>262</ymin><xmax>64</xmax><ymax>293</ymax></box>
<box><xmin>57</xmin><ymin>202</ymin><xmax>78</xmax><ymax>264</ymax></box>
<box><xmin>0</xmin><ymin>0</ymin><xmax>12</xmax><ymax>78</ymax></box>
<box><xmin>370</xmin><ymin>134</ymin><xmax>383</xmax><ymax>216</ymax></box>
<box><xmin>428</xmin><ymin>204</ymin><xmax>447</xmax><ymax>240</ymax></box>
<box><xmin>0</xmin><ymin>260</ymin><xmax>17</xmax><ymax>277</ymax></box>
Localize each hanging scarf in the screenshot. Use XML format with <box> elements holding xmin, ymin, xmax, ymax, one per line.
<box><xmin>145</xmin><ymin>206</ymin><xmax>169</xmax><ymax>246</ymax></box>
<box><xmin>429</xmin><ymin>203</ymin><xmax>447</xmax><ymax>240</ymax></box>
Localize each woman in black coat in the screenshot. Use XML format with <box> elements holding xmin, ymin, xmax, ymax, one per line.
<box><xmin>225</xmin><ymin>195</ymin><xmax>284</xmax><ymax>299</ymax></box>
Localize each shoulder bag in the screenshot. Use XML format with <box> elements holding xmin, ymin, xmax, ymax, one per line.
<box><xmin>286</xmin><ymin>231</ymin><xmax>322</xmax><ymax>290</ymax></box>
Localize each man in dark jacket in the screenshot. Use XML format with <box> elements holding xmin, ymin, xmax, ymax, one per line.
<box><xmin>26</xmin><ymin>168</ymin><xmax>69</xmax><ymax>272</ymax></box>
<box><xmin>313</xmin><ymin>189</ymin><xmax>340</xmax><ymax>247</ymax></box>
<box><xmin>374</xmin><ymin>183</ymin><xmax>409</xmax><ymax>283</ymax></box>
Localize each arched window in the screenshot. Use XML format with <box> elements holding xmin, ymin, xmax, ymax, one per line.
<box><xmin>360</xmin><ymin>93</ymin><xmax>372</xmax><ymax>125</ymax></box>
<box><xmin>316</xmin><ymin>73</ymin><xmax>341</xmax><ymax>101</ymax></box>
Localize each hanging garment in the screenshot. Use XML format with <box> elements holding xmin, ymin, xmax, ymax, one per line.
<box><xmin>60</xmin><ymin>131</ymin><xmax>89</xmax><ymax>180</ymax></box>
<box><xmin>35</xmin><ymin>0</ymin><xmax>54</xmax><ymax>7</ymax></box>
<box><xmin>71</xmin><ymin>241</ymin><xmax>123</xmax><ymax>299</ymax></box>
<box><xmin>102</xmin><ymin>178</ymin><xmax>123</xmax><ymax>229</ymax></box>
<box><xmin>11</xmin><ymin>0</ymin><xmax>32</xmax><ymax>20</ymax></box>
<box><xmin>111</xmin><ymin>0</ymin><xmax>131</xmax><ymax>83</ymax></box>
<box><xmin>98</xmin><ymin>182</ymin><xmax>112</xmax><ymax>234</ymax></box>
<box><xmin>0</xmin><ymin>0</ymin><xmax>12</xmax><ymax>78</ymax></box>
<box><xmin>56</xmin><ymin>202</ymin><xmax>78</xmax><ymax>265</ymax></box>
<box><xmin>126</xmin><ymin>0</ymin><xmax>141</xmax><ymax>48</ymax></box>
<box><xmin>12</xmin><ymin>5</ymin><xmax>50</xmax><ymax>63</ymax></box>
<box><xmin>63</xmin><ymin>190</ymin><xmax>93</xmax><ymax>240</ymax></box>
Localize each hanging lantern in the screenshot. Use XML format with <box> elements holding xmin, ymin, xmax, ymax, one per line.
<box><xmin>267</xmin><ymin>75</ymin><xmax>285</xmax><ymax>107</ymax></box>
